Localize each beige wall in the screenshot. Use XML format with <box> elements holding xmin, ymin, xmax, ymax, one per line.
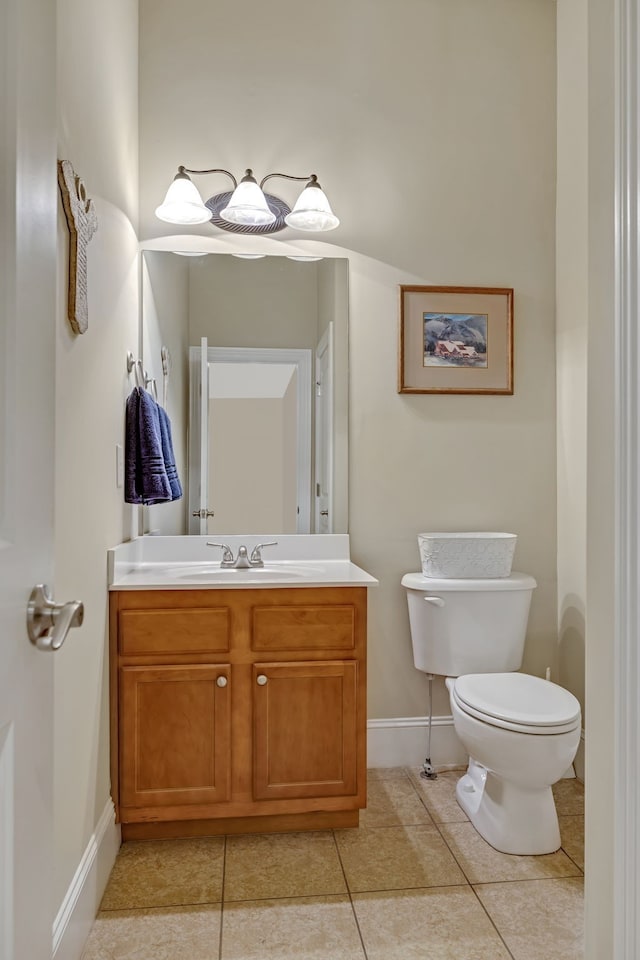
<box><xmin>55</xmin><ymin>0</ymin><xmax>138</xmax><ymax>911</ymax></box>
<box><xmin>140</xmin><ymin>0</ymin><xmax>558</xmax><ymax>720</ymax></box>
<box><xmin>188</xmin><ymin>254</ymin><xmax>319</xmax><ymax>349</ymax></box>
<box><xmin>556</xmin><ymin>0</ymin><xmax>587</xmax><ymax>767</ymax></box>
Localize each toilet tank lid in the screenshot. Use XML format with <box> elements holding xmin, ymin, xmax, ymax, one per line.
<box><xmin>401</xmin><ymin>572</ymin><xmax>537</xmax><ymax>592</ymax></box>
<box><xmin>454</xmin><ymin>673</ymin><xmax>581</xmax><ymax>727</ymax></box>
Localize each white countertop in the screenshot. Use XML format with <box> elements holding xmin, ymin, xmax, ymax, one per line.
<box><xmin>108</xmin><ymin>535</ymin><xmax>378</xmax><ymax>591</ymax></box>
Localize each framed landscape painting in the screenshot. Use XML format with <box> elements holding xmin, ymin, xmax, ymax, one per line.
<box><xmin>398</xmin><ymin>285</ymin><xmax>514</xmax><ymax>394</ymax></box>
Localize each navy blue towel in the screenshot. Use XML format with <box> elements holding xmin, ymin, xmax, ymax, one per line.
<box><xmin>158</xmin><ymin>405</ymin><xmax>183</xmax><ymax>501</ymax></box>
<box><xmin>124</xmin><ymin>387</ymin><xmax>172</xmax><ymax>504</ymax></box>
<box><xmin>124</xmin><ymin>387</ymin><xmax>142</xmax><ymax>504</ymax></box>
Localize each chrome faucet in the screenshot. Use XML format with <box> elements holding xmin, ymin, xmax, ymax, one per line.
<box><xmin>207</xmin><ymin>542</ymin><xmax>235</xmax><ymax>566</ymax></box>
<box><xmin>249</xmin><ymin>542</ymin><xmax>278</xmax><ymax>567</ymax></box>
<box><xmin>207</xmin><ymin>541</ymin><xmax>278</xmax><ymax>568</ymax></box>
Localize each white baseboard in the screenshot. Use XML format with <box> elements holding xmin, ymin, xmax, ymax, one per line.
<box><xmin>367</xmin><ymin>715</ymin><xmax>467</xmax><ymax>769</ymax></box>
<box><xmin>52</xmin><ymin>799</ymin><xmax>121</xmax><ymax>960</ymax></box>
<box><xmin>367</xmin><ymin>716</ymin><xmax>587</xmax><ymax>780</ymax></box>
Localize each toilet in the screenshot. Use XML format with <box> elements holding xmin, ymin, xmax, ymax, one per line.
<box><xmin>401</xmin><ymin>571</ymin><xmax>581</xmax><ymax>855</ymax></box>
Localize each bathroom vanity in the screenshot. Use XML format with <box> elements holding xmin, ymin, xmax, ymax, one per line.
<box><xmin>108</xmin><ymin>536</ymin><xmax>377</xmax><ymax>839</ymax></box>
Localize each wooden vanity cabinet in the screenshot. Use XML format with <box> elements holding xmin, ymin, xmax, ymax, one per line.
<box><xmin>109</xmin><ymin>586</ymin><xmax>367</xmax><ymax>838</ymax></box>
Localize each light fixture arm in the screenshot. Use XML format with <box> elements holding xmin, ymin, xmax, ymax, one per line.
<box><xmin>177</xmin><ymin>165</ymin><xmax>238</xmax><ymax>188</ymax></box>
<box><xmin>259</xmin><ymin>172</ymin><xmax>320</xmax><ymax>190</ymax></box>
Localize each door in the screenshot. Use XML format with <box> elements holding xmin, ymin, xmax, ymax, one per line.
<box><xmin>187</xmin><ymin>337</ymin><xmax>211</xmax><ymax>534</ymax></box>
<box><xmin>189</xmin><ymin>345</ymin><xmax>312</xmax><ymax>534</ymax></box>
<box><xmin>0</xmin><ymin>0</ymin><xmax>57</xmax><ymax>957</ymax></box>
<box><xmin>314</xmin><ymin>324</ymin><xmax>334</xmax><ymax>533</ymax></box>
<box><xmin>252</xmin><ymin>660</ymin><xmax>358</xmax><ymax>800</ymax></box>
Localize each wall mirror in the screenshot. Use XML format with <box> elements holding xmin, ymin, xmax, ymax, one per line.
<box><xmin>140</xmin><ymin>250</ymin><xmax>349</xmax><ymax>536</ymax></box>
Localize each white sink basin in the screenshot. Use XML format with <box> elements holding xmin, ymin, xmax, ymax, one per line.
<box><xmin>163</xmin><ymin>563</ymin><xmax>324</xmax><ymax>583</ymax></box>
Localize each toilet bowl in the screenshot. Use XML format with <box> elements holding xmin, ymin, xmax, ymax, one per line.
<box><xmin>401</xmin><ymin>570</ymin><xmax>582</xmax><ymax>855</ymax></box>
<box><xmin>446</xmin><ymin>673</ymin><xmax>581</xmax><ymax>854</ymax></box>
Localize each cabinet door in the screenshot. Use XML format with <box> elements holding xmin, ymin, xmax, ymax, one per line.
<box><xmin>120</xmin><ymin>664</ymin><xmax>231</xmax><ymax>808</ymax></box>
<box><xmin>253</xmin><ymin>661</ymin><xmax>358</xmax><ymax>800</ymax></box>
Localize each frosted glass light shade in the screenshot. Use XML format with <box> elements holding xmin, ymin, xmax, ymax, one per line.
<box><xmin>285</xmin><ymin>182</ymin><xmax>339</xmax><ymax>232</ymax></box>
<box><xmin>155</xmin><ymin>175</ymin><xmax>211</xmax><ymax>224</ymax></box>
<box><xmin>220</xmin><ymin>180</ymin><xmax>276</xmax><ymax>226</ymax></box>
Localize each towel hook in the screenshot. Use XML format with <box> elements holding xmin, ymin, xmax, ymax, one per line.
<box><xmin>127</xmin><ymin>353</ymin><xmax>146</xmax><ymax>390</ymax></box>
<box><xmin>134</xmin><ymin>360</ymin><xmax>146</xmax><ymax>390</ymax></box>
<box><xmin>161</xmin><ymin>345</ymin><xmax>171</xmax><ymax>408</ymax></box>
<box><xmin>145</xmin><ymin>375</ymin><xmax>158</xmax><ymax>402</ymax></box>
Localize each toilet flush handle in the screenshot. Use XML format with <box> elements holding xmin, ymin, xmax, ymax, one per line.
<box><xmin>423</xmin><ymin>596</ymin><xmax>445</xmax><ymax>607</ymax></box>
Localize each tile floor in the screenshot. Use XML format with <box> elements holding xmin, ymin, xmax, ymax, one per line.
<box><xmin>82</xmin><ymin>768</ymin><xmax>584</xmax><ymax>960</ymax></box>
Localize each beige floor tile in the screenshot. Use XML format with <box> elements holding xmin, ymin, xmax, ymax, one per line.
<box><xmin>360</xmin><ymin>779</ymin><xmax>433</xmax><ymax>828</ymax></box>
<box><xmin>559</xmin><ymin>815</ymin><xmax>585</xmax><ymax>871</ymax></box>
<box><xmin>81</xmin><ymin>904</ymin><xmax>221</xmax><ymax>960</ymax></box>
<box><xmin>406</xmin><ymin>769</ymin><xmax>469</xmax><ymax>823</ymax></box>
<box><xmin>474</xmin><ymin>877</ymin><xmax>584</xmax><ymax>960</ymax></box>
<box><xmin>100</xmin><ymin>839</ymin><xmax>224</xmax><ymax>911</ymax></box>
<box><xmin>220</xmin><ymin>895</ymin><xmax>365</xmax><ymax>960</ymax></box>
<box><xmin>552</xmin><ymin>778</ymin><xmax>585</xmax><ymax>816</ymax></box>
<box><xmin>224</xmin><ymin>831</ymin><xmax>346</xmax><ymax>901</ymax></box>
<box><xmin>440</xmin><ymin>821</ymin><xmax>583</xmax><ymax>884</ymax></box>
<box><xmin>335</xmin><ymin>824</ymin><xmax>466</xmax><ymax>892</ymax></box>
<box><xmin>367</xmin><ymin>767</ymin><xmax>410</xmax><ymax>782</ymax></box>
<box><xmin>352</xmin><ymin>886</ymin><xmax>512</xmax><ymax>960</ymax></box>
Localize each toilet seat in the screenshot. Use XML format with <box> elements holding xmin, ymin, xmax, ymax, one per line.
<box><xmin>452</xmin><ymin>673</ymin><xmax>581</xmax><ymax>735</ymax></box>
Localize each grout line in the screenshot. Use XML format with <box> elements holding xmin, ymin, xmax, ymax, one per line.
<box><xmin>331</xmin><ymin>830</ymin><xmax>370</xmax><ymax>960</ymax></box>
<box><xmin>222</xmin><ymin>891</ymin><xmax>358</xmax><ymax>905</ymax></box>
<box><xmin>471</xmin><ymin>874</ymin><xmax>585</xmax><ymax>886</ymax></box>
<box><xmin>400</xmin><ymin>768</ymin><xmax>516</xmax><ymax>960</ymax></box>
<box><xmin>468</xmin><ymin>883</ymin><xmax>517</xmax><ymax>960</ymax></box>
<box><xmin>97</xmin><ymin>899</ymin><xmax>224</xmax><ymax>915</ymax></box>
<box><xmin>218</xmin><ymin>835</ymin><xmax>227</xmax><ymax>960</ymax></box>
<box><xmin>403</xmin><ymin>771</ymin><xmax>479</xmax><ymax>888</ymax></box>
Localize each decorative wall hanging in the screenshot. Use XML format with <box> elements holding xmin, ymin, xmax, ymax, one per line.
<box><xmin>57</xmin><ymin>159</ymin><xmax>98</xmax><ymax>334</ymax></box>
<box><xmin>398</xmin><ymin>285</ymin><xmax>514</xmax><ymax>395</ymax></box>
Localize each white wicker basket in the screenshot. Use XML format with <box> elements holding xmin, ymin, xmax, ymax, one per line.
<box><xmin>417</xmin><ymin>532</ymin><xmax>517</xmax><ymax>579</ymax></box>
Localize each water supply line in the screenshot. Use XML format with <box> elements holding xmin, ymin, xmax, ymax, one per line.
<box><xmin>420</xmin><ymin>673</ymin><xmax>438</xmax><ymax>780</ymax></box>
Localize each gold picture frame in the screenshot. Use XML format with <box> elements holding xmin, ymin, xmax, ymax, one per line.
<box><xmin>398</xmin><ymin>285</ymin><xmax>514</xmax><ymax>395</ymax></box>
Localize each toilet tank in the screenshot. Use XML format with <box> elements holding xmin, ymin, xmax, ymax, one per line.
<box><xmin>401</xmin><ymin>572</ymin><xmax>537</xmax><ymax>677</ymax></box>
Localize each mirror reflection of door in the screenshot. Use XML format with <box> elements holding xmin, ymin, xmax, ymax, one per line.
<box><xmin>189</xmin><ymin>346</ymin><xmax>312</xmax><ymax>534</ymax></box>
<box><xmin>315</xmin><ymin>323</ymin><xmax>334</xmax><ymax>534</ymax></box>
<box><xmin>208</xmin><ymin>361</ymin><xmax>299</xmax><ymax>534</ymax></box>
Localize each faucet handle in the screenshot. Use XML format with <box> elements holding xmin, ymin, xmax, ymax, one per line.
<box><xmin>207</xmin><ymin>542</ymin><xmax>235</xmax><ymax>565</ymax></box>
<box><xmin>250</xmin><ymin>541</ymin><xmax>278</xmax><ymax>565</ymax></box>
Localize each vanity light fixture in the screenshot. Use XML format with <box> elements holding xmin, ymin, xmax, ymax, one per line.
<box><xmin>155</xmin><ymin>166</ymin><xmax>340</xmax><ymax>235</ymax></box>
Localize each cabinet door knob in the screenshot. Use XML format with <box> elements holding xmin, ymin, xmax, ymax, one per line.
<box><xmin>256</xmin><ymin>674</ymin><xmax>268</xmax><ymax>686</ymax></box>
<box><xmin>216</xmin><ymin>676</ymin><xmax>228</xmax><ymax>687</ymax></box>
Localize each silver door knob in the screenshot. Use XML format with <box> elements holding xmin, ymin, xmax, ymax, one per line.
<box><xmin>320</xmin><ymin>510</ymin><xmax>329</xmax><ymax>516</ymax></box>
<box><xmin>27</xmin><ymin>584</ymin><xmax>84</xmax><ymax>652</ymax></box>
<box><xmin>216</xmin><ymin>676</ymin><xmax>228</xmax><ymax>687</ymax></box>
<box><xmin>192</xmin><ymin>509</ymin><xmax>215</xmax><ymax>518</ymax></box>
<box><xmin>256</xmin><ymin>675</ymin><xmax>268</xmax><ymax>686</ymax></box>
